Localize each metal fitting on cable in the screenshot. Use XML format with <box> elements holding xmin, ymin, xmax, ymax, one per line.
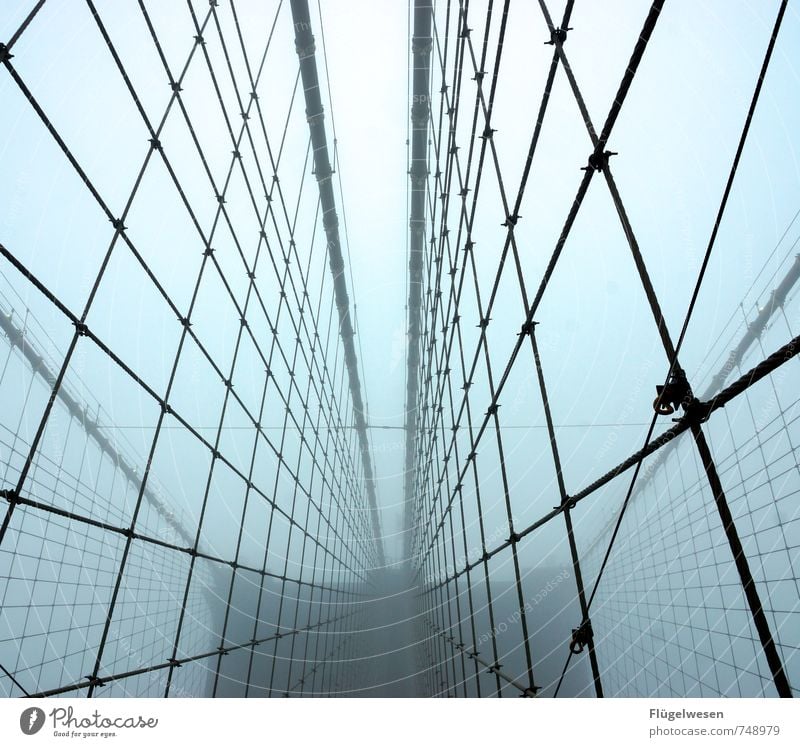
<box><xmin>653</xmin><ymin>367</ymin><xmax>691</xmax><ymax>415</ymax></box>
<box><xmin>570</xmin><ymin>619</ymin><xmax>594</xmax><ymax>654</ymax></box>
<box><xmin>583</xmin><ymin>149</ymin><xmax>617</xmax><ymax>172</ymax></box>
<box><xmin>545</xmin><ymin>26</ymin><xmax>572</xmax><ymax>46</ymax></box>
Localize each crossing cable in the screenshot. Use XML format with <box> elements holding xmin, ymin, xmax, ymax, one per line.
<box><xmin>104</xmin><ymin>0</ymin><xmax>371</xmax><ymax>566</ymax></box>
<box><xmin>0</xmin><ymin>1</ymin><xmax>368</xmax><ymax>700</ymax></box>
<box><xmin>23</xmin><ymin>610</ymin><xmax>353</xmax><ymax>698</ymax></box>
<box><xmin>580</xmin><ymin>248</ymin><xmax>800</xmax><ymax>573</ymax></box>
<box><xmin>283</xmin><ymin>363</ymin><xmax>339</xmax><ymax>697</ymax></box>
<box><xmin>412</xmin><ymin>0</ymin><xmax>665</xmax><ymax>584</ymax></box>
<box><xmin>3</xmin><ymin>5</ymin><xmax>346</xmax><ymax>564</ymax></box>
<box><xmin>460</xmin><ymin>0</ymin><xmax>540</xmax><ymax>697</ymax></box>
<box><xmin>0</xmin><ymin>12</ymin><xmax>360</xmax><ymax>576</ymax></box>
<box><xmin>0</xmin><ymin>310</ymin><xmax>195</xmax><ymax>548</ymax></box>
<box><xmin>414</xmin><ymin>0</ymin><xmax>510</xmax><ymax>696</ymax></box>
<box><xmin>533</xmin><ymin>0</ymin><xmax>668</xmax><ymax>698</ymax></box>
<box><xmin>1</xmin><ymin>656</ymin><xmax>31</xmax><ymax>697</ymax></box>
<box><xmin>245</xmin><ymin>289</ymin><xmax>348</xmax><ymax>696</ymax></box>
<box><xmin>412</xmin><ymin>0</ymin><xmax>567</xmax><ymax>562</ymax></box>
<box><xmin>272</xmin><ymin>201</ymin><xmax>353</xmax><ymax>698</ymax></box>
<box><xmin>413</xmin><ymin>0</ymin><xmax>464</xmax><ymax>696</ymax></box>
<box><xmin>421</xmin><ymin>0</ymin><xmax>503</xmax><ymax>694</ymax></box>
<box><xmin>426</xmin><ymin>0</ymin><xmax>540</xmax><ymax>697</ymax></box>
<box><xmin>409</xmin><ymin>0</ymin><xmax>471</xmax><ymax>568</ymax></box>
<box><xmin>409</xmin><ymin>0</ymin><xmax>637</xmax><ymax>576</ymax></box>
<box><xmin>422</xmin><ymin>330</ymin><xmax>800</xmax><ymax>597</ymax></box>
<box><xmin>414</xmin><ymin>0</ymin><xmax>573</xmax><ymax>694</ymax></box>
<box><xmin>421</xmin><ymin>0</ymin><xmax>483</xmax><ymax>694</ymax></box>
<box><xmin>267</xmin><ymin>237</ymin><xmax>337</xmax><ymax>696</ymax></box>
<box><xmin>411</xmin><ymin>2</ymin><xmax>578</xmax><ymax>697</ymax></box>
<box><xmin>157</xmin><ymin>1</ymin><xmax>371</xmax><ymax>540</ymax></box>
<box><xmin>300</xmin><ymin>382</ymin><xmax>353</xmax><ymax>697</ymax></box>
<box><xmin>471</xmin><ymin>0</ymin><xmax>601</xmax><ymax>698</ymax></box>
<box><xmin>530</xmin><ymin>325</ymin><xmax>603</xmax><ymax>697</ymax></box>
<box><xmin>308</xmin><ymin>303</ymin><xmax>369</xmax><ymax>696</ymax></box>
<box><xmin>209</xmin><ymin>0</ymin><xmax>376</xmax><ymax>537</ymax></box>
<box><xmin>542</xmin><ymin>0</ymin><xmax>791</xmax><ymax>699</ymax></box>
<box><xmin>175</xmin><ymin>2</ymin><xmax>378</xmax><ymax>693</ymax></box>
<box><xmin>0</xmin><ymin>0</ymin><xmax>47</xmax><ymax>56</ymax></box>
<box><xmin>548</xmin><ymin>4</ymin><xmax>800</xmax><ymax>584</ymax></box>
<box><xmin>0</xmin><ymin>7</ymin><xmax>368</xmax><ymax>700</ymax></box>
<box><xmin>0</xmin><ymin>256</ymin><xmax>364</xmax><ymax>691</ymax></box>
<box><xmin>582</xmin><ymin>254</ymin><xmax>800</xmax><ymax>581</ymax></box>
<box><xmin>212</xmin><ymin>171</ymin><xmax>323</xmax><ymax>696</ymax></box>
<box><xmin>209</xmin><ymin>114</ymin><xmax>316</xmax><ymax>698</ymax></box>
<box><xmin>428</xmin><ymin>622</ymin><xmax>537</xmax><ymax>697</ymax></box>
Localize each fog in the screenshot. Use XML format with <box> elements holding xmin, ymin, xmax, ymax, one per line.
<box><xmin>0</xmin><ymin>0</ymin><xmax>799</xmax><ymax>698</ymax></box>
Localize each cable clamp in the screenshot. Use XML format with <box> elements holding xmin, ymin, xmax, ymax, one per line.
<box><xmin>653</xmin><ymin>367</ymin><xmax>691</xmax><ymax>415</ymax></box>
<box><xmin>582</xmin><ymin>149</ymin><xmax>617</xmax><ymax>172</ymax></box>
<box><xmin>682</xmin><ymin>396</ymin><xmax>711</xmax><ymax>424</ymax></box>
<box><xmin>570</xmin><ymin>619</ymin><xmax>594</xmax><ymax>654</ymax></box>
<box><xmin>545</xmin><ymin>26</ymin><xmax>572</xmax><ymax>46</ymax></box>
<box><xmin>0</xmin><ymin>489</ymin><xmax>17</xmax><ymax>504</ymax></box>
<box><xmin>557</xmin><ymin>496</ymin><xmax>577</xmax><ymax>511</ymax></box>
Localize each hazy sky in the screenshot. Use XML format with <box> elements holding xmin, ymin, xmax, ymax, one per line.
<box><xmin>1</xmin><ymin>0</ymin><xmax>799</xmax><ymax>697</ymax></box>
<box><xmin>2</xmin><ymin>0</ymin><xmax>800</xmax><ymax>562</ymax></box>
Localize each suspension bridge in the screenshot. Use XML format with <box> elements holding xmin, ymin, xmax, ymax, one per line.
<box><xmin>0</xmin><ymin>0</ymin><xmax>798</xmax><ymax>698</ymax></box>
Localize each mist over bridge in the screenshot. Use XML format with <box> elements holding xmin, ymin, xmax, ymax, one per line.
<box><xmin>1</xmin><ymin>0</ymin><xmax>799</xmax><ymax>698</ymax></box>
